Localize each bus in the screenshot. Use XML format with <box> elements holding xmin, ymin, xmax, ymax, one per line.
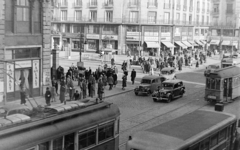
<box><xmin>0</xmin><ymin>101</ymin><xmax>120</xmax><ymax>150</ymax></box>
<box><xmin>205</xmin><ymin>64</ymin><xmax>240</xmax><ymax>103</ymax></box>
<box><xmin>126</xmin><ymin>110</ymin><xmax>240</xmax><ymax>150</ymax></box>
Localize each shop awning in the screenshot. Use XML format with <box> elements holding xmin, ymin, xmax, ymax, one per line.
<box><xmin>161</xmin><ymin>41</ymin><xmax>175</xmax><ymax>48</ymax></box>
<box><xmin>188</xmin><ymin>40</ymin><xmax>198</xmax><ymax>46</ymax></box>
<box><xmin>181</xmin><ymin>41</ymin><xmax>192</xmax><ymax>47</ymax></box>
<box><xmin>221</xmin><ymin>41</ymin><xmax>231</xmax><ymax>46</ymax></box>
<box><xmin>144</xmin><ymin>42</ymin><xmax>160</xmax><ymax>48</ymax></box>
<box><xmin>195</xmin><ymin>40</ymin><xmax>204</xmax><ymax>46</ymax></box>
<box><xmin>210</xmin><ymin>40</ymin><xmax>220</xmax><ymax>45</ymax></box>
<box><xmin>175</xmin><ymin>41</ymin><xmax>187</xmax><ymax>49</ymax></box>
<box><xmin>200</xmin><ymin>40</ymin><xmax>207</xmax><ymax>44</ymax></box>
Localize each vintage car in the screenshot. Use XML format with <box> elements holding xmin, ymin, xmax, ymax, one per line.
<box><xmin>204</xmin><ymin>65</ymin><xmax>219</xmax><ymax>76</ymax></box>
<box><xmin>160</xmin><ymin>67</ymin><xmax>177</xmax><ymax>80</ymax></box>
<box><xmin>134</xmin><ymin>75</ymin><xmax>166</xmax><ymax>96</ymax></box>
<box><xmin>152</xmin><ymin>80</ymin><xmax>185</xmax><ymax>103</ymax></box>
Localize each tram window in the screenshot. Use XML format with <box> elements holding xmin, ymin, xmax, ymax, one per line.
<box><xmin>190</xmin><ymin>143</ymin><xmax>199</xmax><ymax>150</ymax></box>
<box><xmin>211</xmin><ymin>79</ymin><xmax>216</xmax><ymax>89</ymax></box>
<box><xmin>78</xmin><ymin>129</ymin><xmax>96</xmax><ymax>149</ymax></box>
<box><xmin>53</xmin><ymin>137</ymin><xmax>63</xmax><ymax>150</ymax></box>
<box><xmin>38</xmin><ymin>142</ymin><xmax>50</xmax><ymax>150</ymax></box>
<box><xmin>64</xmin><ymin>133</ymin><xmax>75</xmax><ymax>150</ymax></box>
<box><xmin>219</xmin><ymin>128</ymin><xmax>227</xmax><ymax>142</ymax></box>
<box><xmin>199</xmin><ymin>138</ymin><xmax>210</xmax><ymax>150</ymax></box>
<box><xmin>206</xmin><ymin>78</ymin><xmax>211</xmax><ymax>89</ymax></box>
<box><xmin>229</xmin><ymin>78</ymin><xmax>232</xmax><ymax>88</ymax></box>
<box><xmin>216</xmin><ymin>79</ymin><xmax>221</xmax><ymax>90</ymax></box>
<box><xmin>98</xmin><ymin>123</ymin><xmax>114</xmax><ymax>142</ymax></box>
<box><xmin>210</xmin><ymin>133</ymin><xmax>218</xmax><ymax>148</ymax></box>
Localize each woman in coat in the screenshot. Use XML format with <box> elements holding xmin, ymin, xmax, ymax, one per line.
<box><xmin>122</xmin><ymin>74</ymin><xmax>127</xmax><ymax>90</ymax></box>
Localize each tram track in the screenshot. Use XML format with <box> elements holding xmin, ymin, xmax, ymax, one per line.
<box><xmin>117</xmin><ymin>88</ymin><xmax>209</xmax><ymax>150</ymax></box>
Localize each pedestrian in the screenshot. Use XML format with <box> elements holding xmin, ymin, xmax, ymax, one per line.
<box><xmin>196</xmin><ymin>60</ymin><xmax>199</xmax><ymax>68</ymax></box>
<box><xmin>73</xmin><ymin>90</ymin><xmax>80</xmax><ymax>100</ymax></box>
<box><xmin>131</xmin><ymin>69</ymin><xmax>136</xmax><ymax>85</ymax></box>
<box><xmin>98</xmin><ymin>78</ymin><xmax>104</xmax><ymax>101</ymax></box>
<box><xmin>122</xmin><ymin>74</ymin><xmax>127</xmax><ymax>90</ymax></box>
<box><xmin>102</xmin><ymin>74</ymin><xmax>107</xmax><ymax>87</ymax></box>
<box><xmin>108</xmin><ymin>74</ymin><xmax>114</xmax><ymax>90</ymax></box>
<box><xmin>88</xmin><ymin>74</ymin><xmax>95</xmax><ymax>97</ymax></box>
<box><xmin>113</xmin><ymin>73</ymin><xmax>118</xmax><ymax>87</ymax></box>
<box><xmin>52</xmin><ymin>77</ymin><xmax>59</xmax><ymax>95</ymax></box>
<box><xmin>59</xmin><ymin>79</ymin><xmax>66</xmax><ymax>103</ymax></box>
<box><xmin>67</xmin><ymin>77</ymin><xmax>74</xmax><ymax>101</ymax></box>
<box><xmin>91</xmin><ymin>77</ymin><xmax>96</xmax><ymax>97</ymax></box>
<box><xmin>82</xmin><ymin>79</ymin><xmax>87</xmax><ymax>99</ymax></box>
<box><xmin>50</xmin><ymin>85</ymin><xmax>56</xmax><ymax>102</ymax></box>
<box><xmin>20</xmin><ymin>87</ymin><xmax>26</xmax><ymax>105</ymax></box>
<box><xmin>45</xmin><ymin>87</ymin><xmax>51</xmax><ymax>106</ymax></box>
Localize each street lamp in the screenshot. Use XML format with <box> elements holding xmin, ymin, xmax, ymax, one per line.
<box><xmin>78</xmin><ymin>33</ymin><xmax>87</xmax><ymax>67</ymax></box>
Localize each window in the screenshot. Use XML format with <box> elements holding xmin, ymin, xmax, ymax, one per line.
<box><xmin>61</xmin><ymin>10</ymin><xmax>67</xmax><ymax>21</ymax></box>
<box><xmin>148</xmin><ymin>11</ymin><xmax>156</xmax><ymax>23</ymax></box>
<box><xmin>88</xmin><ymin>25</ymin><xmax>100</xmax><ymax>34</ymax></box>
<box><xmin>61</xmin><ymin>0</ymin><xmax>67</xmax><ymax>6</ymax></box>
<box><xmin>176</xmin><ymin>13</ymin><xmax>180</xmax><ymax>23</ymax></box>
<box><xmin>148</xmin><ymin>0</ymin><xmax>157</xmax><ymax>7</ymax></box>
<box><xmin>90</xmin><ymin>0</ymin><xmax>97</xmax><ymax>6</ymax></box>
<box><xmin>202</xmin><ymin>16</ymin><xmax>204</xmax><ymax>24</ymax></box>
<box><xmin>216</xmin><ymin>79</ymin><xmax>221</xmax><ymax>90</ymax></box>
<box><xmin>130</xmin><ymin>11</ymin><xmax>139</xmax><ymax>23</ymax></box>
<box><xmin>105</xmin><ymin>0</ymin><xmax>113</xmax><ymax>6</ymax></box>
<box><xmin>103</xmin><ymin>25</ymin><xmax>118</xmax><ymax>34</ymax></box>
<box><xmin>189</xmin><ymin>14</ymin><xmax>192</xmax><ymax>23</ymax></box>
<box><xmin>64</xmin><ymin>24</ymin><xmax>70</xmax><ymax>33</ymax></box>
<box><xmin>226</xmin><ymin>3</ymin><xmax>233</xmax><ymax>13</ymax></box>
<box><xmin>188</xmin><ymin>27</ymin><xmax>193</xmax><ymax>35</ymax></box>
<box><xmin>127</xmin><ymin>26</ymin><xmax>140</xmax><ymax>32</ymax></box>
<box><xmin>213</xmin><ymin>4</ymin><xmax>219</xmax><ymax>13</ymax></box>
<box><xmin>207</xmin><ymin>16</ymin><xmax>209</xmax><ymax>24</ymax></box>
<box><xmin>75</xmin><ymin>0</ymin><xmax>82</xmax><ymax>6</ymax></box>
<box><xmin>161</xmin><ymin>26</ymin><xmax>171</xmax><ymax>33</ymax></box>
<box><xmin>105</xmin><ymin>11</ymin><xmax>113</xmax><ymax>22</ymax></box>
<box><xmin>211</xmin><ymin>79</ymin><xmax>216</xmax><ymax>89</ymax></box>
<box><xmin>164</xmin><ymin>12</ymin><xmax>170</xmax><ymax>24</ymax></box>
<box><xmin>98</xmin><ymin>123</ymin><xmax>114</xmax><ymax>142</ymax></box>
<box><xmin>75</xmin><ymin>10</ymin><xmax>82</xmax><ymax>21</ymax></box>
<box><xmin>197</xmin><ymin>1</ymin><xmax>200</xmax><ymax>10</ymax></box>
<box><xmin>206</xmin><ymin>78</ymin><xmax>210</xmax><ymax>89</ymax></box>
<box><xmin>90</xmin><ymin>11</ymin><xmax>97</xmax><ymax>22</ymax></box>
<box><xmin>144</xmin><ymin>26</ymin><xmax>158</xmax><ymax>36</ymax></box>
<box><xmin>73</xmin><ymin>25</ymin><xmax>83</xmax><ymax>33</ymax></box>
<box><xmin>164</xmin><ymin>0</ymin><xmax>171</xmax><ymax>9</ymax></box>
<box><xmin>196</xmin><ymin>15</ymin><xmax>199</xmax><ymax>24</ymax></box>
<box><xmin>34</xmin><ymin>0</ymin><xmax>41</xmax><ymax>33</ymax></box>
<box><xmin>13</xmin><ymin>48</ymin><xmax>40</xmax><ymax>59</ymax></box>
<box><xmin>64</xmin><ymin>133</ymin><xmax>75</xmax><ymax>150</ymax></box>
<box><xmin>5</xmin><ymin>0</ymin><xmax>13</xmax><ymax>33</ymax></box>
<box><xmin>53</xmin><ymin>137</ymin><xmax>63</xmax><ymax>150</ymax></box>
<box><xmin>183</xmin><ymin>13</ymin><xmax>186</xmax><ymax>23</ymax></box>
<box><xmin>38</xmin><ymin>142</ymin><xmax>50</xmax><ymax>150</ymax></box>
<box><xmin>210</xmin><ymin>133</ymin><xmax>218</xmax><ymax>148</ymax></box>
<box><xmin>79</xmin><ymin>129</ymin><xmax>96</xmax><ymax>149</ymax></box>
<box><xmin>16</xmin><ymin>0</ymin><xmax>30</xmax><ymax>33</ymax></box>
<box><xmin>195</xmin><ymin>28</ymin><xmax>199</xmax><ymax>35</ymax></box>
<box><xmin>219</xmin><ymin>128</ymin><xmax>227</xmax><ymax>142</ymax></box>
<box><xmin>129</xmin><ymin>0</ymin><xmax>138</xmax><ymax>6</ymax></box>
<box><xmin>199</xmin><ymin>138</ymin><xmax>210</xmax><ymax>150</ymax></box>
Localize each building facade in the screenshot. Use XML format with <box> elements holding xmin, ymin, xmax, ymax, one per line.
<box><xmin>209</xmin><ymin>0</ymin><xmax>240</xmax><ymax>53</ymax></box>
<box><xmin>51</xmin><ymin>0</ymin><xmax>211</xmax><ymax>56</ymax></box>
<box><xmin>0</xmin><ymin>0</ymin><xmax>52</xmax><ymax>103</ymax></box>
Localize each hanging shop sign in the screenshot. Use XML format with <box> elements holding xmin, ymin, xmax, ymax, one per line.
<box><xmin>126</xmin><ymin>32</ymin><xmax>141</xmax><ymax>41</ymax></box>
<box><xmin>15</xmin><ymin>60</ymin><xmax>32</xmax><ymax>69</ymax></box>
<box><xmin>6</xmin><ymin>63</ymin><xmax>14</xmax><ymax>92</ymax></box>
<box><xmin>102</xmin><ymin>35</ymin><xmax>118</xmax><ymax>40</ymax></box>
<box><xmin>32</xmin><ymin>60</ymin><xmax>39</xmax><ymax>88</ymax></box>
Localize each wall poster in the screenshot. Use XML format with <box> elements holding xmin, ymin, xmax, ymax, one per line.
<box><xmin>6</xmin><ymin>63</ymin><xmax>14</xmax><ymax>92</ymax></box>
<box><xmin>33</xmin><ymin>60</ymin><xmax>39</xmax><ymax>88</ymax></box>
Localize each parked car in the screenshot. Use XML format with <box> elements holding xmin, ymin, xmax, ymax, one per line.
<box><xmin>160</xmin><ymin>67</ymin><xmax>176</xmax><ymax>80</ymax></box>
<box><xmin>134</xmin><ymin>75</ymin><xmax>166</xmax><ymax>96</ymax></box>
<box><xmin>0</xmin><ymin>104</ymin><xmax>32</xmax><ymax>118</ymax></box>
<box><xmin>152</xmin><ymin>80</ymin><xmax>185</xmax><ymax>103</ymax></box>
<box><xmin>204</xmin><ymin>65</ymin><xmax>219</xmax><ymax>76</ymax></box>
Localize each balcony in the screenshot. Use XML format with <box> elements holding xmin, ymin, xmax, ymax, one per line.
<box><xmin>51</xmin><ymin>17</ymin><xmax>122</xmax><ymax>24</ymax></box>
<box><xmin>189</xmin><ymin>6</ymin><xmax>193</xmax><ymax>12</ymax></box>
<box><xmin>226</xmin><ymin>9</ymin><xmax>234</xmax><ymax>15</ymax></box>
<box><xmin>128</xmin><ymin>0</ymin><xmax>139</xmax><ymax>8</ymax></box>
<box><xmin>183</xmin><ymin>5</ymin><xmax>187</xmax><ymax>11</ymax></box>
<box><xmin>103</xmin><ymin>1</ymin><xmax>114</xmax><ymax>8</ymax></box>
<box><xmin>72</xmin><ymin>2</ymin><xmax>82</xmax><ymax>8</ymax></box>
<box><xmin>88</xmin><ymin>2</ymin><xmax>98</xmax><ymax>8</ymax></box>
<box><xmin>147</xmin><ymin>2</ymin><xmax>158</xmax><ymax>8</ymax></box>
<box><xmin>59</xmin><ymin>2</ymin><xmax>68</xmax><ymax>7</ymax></box>
<box><xmin>164</xmin><ymin>3</ymin><xmax>171</xmax><ymax>9</ymax></box>
<box><xmin>176</xmin><ymin>4</ymin><xmax>181</xmax><ymax>10</ymax></box>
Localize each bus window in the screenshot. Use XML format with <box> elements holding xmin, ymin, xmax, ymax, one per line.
<box><xmin>216</xmin><ymin>79</ymin><xmax>221</xmax><ymax>90</ymax></box>
<box><xmin>78</xmin><ymin>129</ymin><xmax>96</xmax><ymax>149</ymax></box>
<box><xmin>210</xmin><ymin>133</ymin><xmax>218</xmax><ymax>148</ymax></box>
<box><xmin>98</xmin><ymin>123</ymin><xmax>114</xmax><ymax>143</ymax></box>
<box><xmin>206</xmin><ymin>78</ymin><xmax>211</xmax><ymax>89</ymax></box>
<box><xmin>219</xmin><ymin>128</ymin><xmax>227</xmax><ymax>142</ymax></box>
<box><xmin>53</xmin><ymin>137</ymin><xmax>63</xmax><ymax>150</ymax></box>
<box><xmin>211</xmin><ymin>79</ymin><xmax>216</xmax><ymax>89</ymax></box>
<box><xmin>64</xmin><ymin>133</ymin><xmax>75</xmax><ymax>150</ymax></box>
<box><xmin>38</xmin><ymin>142</ymin><xmax>50</xmax><ymax>150</ymax></box>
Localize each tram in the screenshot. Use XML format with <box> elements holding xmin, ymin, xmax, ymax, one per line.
<box><xmin>126</xmin><ymin>110</ymin><xmax>240</xmax><ymax>150</ymax></box>
<box><xmin>205</xmin><ymin>64</ymin><xmax>240</xmax><ymax>103</ymax></box>
<box><xmin>0</xmin><ymin>101</ymin><xmax>120</xmax><ymax>150</ymax></box>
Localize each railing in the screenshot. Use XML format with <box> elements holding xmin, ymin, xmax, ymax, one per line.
<box><xmin>52</xmin><ymin>17</ymin><xmax>122</xmax><ymax>23</ymax></box>
<box><xmin>147</xmin><ymin>2</ymin><xmax>158</xmax><ymax>8</ymax></box>
<box><xmin>88</xmin><ymin>1</ymin><xmax>98</xmax><ymax>8</ymax></box>
<box><xmin>164</xmin><ymin>3</ymin><xmax>171</xmax><ymax>9</ymax></box>
<box><xmin>59</xmin><ymin>2</ymin><xmax>68</xmax><ymax>7</ymax></box>
<box><xmin>176</xmin><ymin>4</ymin><xmax>181</xmax><ymax>10</ymax></box>
<box><xmin>210</xmin><ymin>22</ymin><xmax>236</xmax><ymax>28</ymax></box>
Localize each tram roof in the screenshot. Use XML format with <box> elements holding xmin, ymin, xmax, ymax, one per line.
<box><xmin>210</xmin><ymin>64</ymin><xmax>240</xmax><ymax>78</ymax></box>
<box><xmin>129</xmin><ymin>110</ymin><xmax>236</xmax><ymax>150</ymax></box>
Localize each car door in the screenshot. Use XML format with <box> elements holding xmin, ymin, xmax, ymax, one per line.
<box><xmin>173</xmin><ymin>83</ymin><xmax>179</xmax><ymax>97</ymax></box>
<box><xmin>151</xmin><ymin>79</ymin><xmax>156</xmax><ymax>92</ymax></box>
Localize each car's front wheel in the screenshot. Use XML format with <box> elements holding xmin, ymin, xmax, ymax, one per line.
<box><xmin>167</xmin><ymin>95</ymin><xmax>172</xmax><ymax>103</ymax></box>
<box><xmin>153</xmin><ymin>98</ymin><xmax>157</xmax><ymax>102</ymax></box>
<box><xmin>135</xmin><ymin>92</ymin><xmax>138</xmax><ymax>96</ymax></box>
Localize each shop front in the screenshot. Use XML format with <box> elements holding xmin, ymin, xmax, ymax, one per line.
<box><xmin>143</xmin><ymin>36</ymin><xmax>160</xmax><ymax>56</ymax></box>
<box><xmin>86</xmin><ymin>34</ymin><xmax>100</xmax><ymax>53</ymax></box>
<box><xmin>160</xmin><ymin>36</ymin><xmax>174</xmax><ymax>56</ymax></box>
<box><xmin>4</xmin><ymin>46</ymin><xmax>42</xmax><ymax>102</ymax></box>
<box><xmin>221</xmin><ymin>40</ymin><xmax>238</xmax><ymax>53</ymax></box>
<box><xmin>102</xmin><ymin>35</ymin><xmax>118</xmax><ymax>54</ymax></box>
<box><xmin>126</xmin><ymin>32</ymin><xmax>141</xmax><ymax>56</ymax></box>
<box><xmin>209</xmin><ymin>39</ymin><xmax>220</xmax><ymax>52</ymax></box>
<box><xmin>182</xmin><ymin>36</ymin><xmax>193</xmax><ymax>50</ymax></box>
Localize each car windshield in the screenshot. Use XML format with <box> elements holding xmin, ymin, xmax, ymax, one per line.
<box><xmin>141</xmin><ymin>79</ymin><xmax>151</xmax><ymax>84</ymax></box>
<box><xmin>161</xmin><ymin>71</ymin><xmax>171</xmax><ymax>75</ymax></box>
<box><xmin>162</xmin><ymin>83</ymin><xmax>173</xmax><ymax>89</ymax></box>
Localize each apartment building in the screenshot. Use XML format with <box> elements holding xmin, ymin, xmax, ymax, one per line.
<box><xmin>51</xmin><ymin>0</ymin><xmax>211</xmax><ymax>56</ymax></box>
<box><xmin>0</xmin><ymin>0</ymin><xmax>52</xmax><ymax>102</ymax></box>
<box><xmin>209</xmin><ymin>0</ymin><xmax>240</xmax><ymax>52</ymax></box>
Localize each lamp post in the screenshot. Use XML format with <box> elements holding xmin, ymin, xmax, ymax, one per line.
<box><xmin>79</xmin><ymin>33</ymin><xmax>84</xmax><ymax>63</ymax></box>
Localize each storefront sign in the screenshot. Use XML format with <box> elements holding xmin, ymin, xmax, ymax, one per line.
<box><xmin>86</xmin><ymin>34</ymin><xmax>100</xmax><ymax>39</ymax></box>
<box><xmin>174</xmin><ymin>36</ymin><xmax>181</xmax><ymax>41</ymax></box>
<box><xmin>43</xmin><ymin>71</ymin><xmax>51</xmax><ymax>86</ymax></box>
<box><xmin>6</xmin><ymin>63</ymin><xmax>14</xmax><ymax>92</ymax></box>
<box><xmin>145</xmin><ymin>32</ymin><xmax>158</xmax><ymax>36</ymax></box>
<box><xmin>33</xmin><ymin>60</ymin><xmax>39</xmax><ymax>88</ymax></box>
<box><xmin>102</xmin><ymin>35</ymin><xmax>118</xmax><ymax>40</ymax></box>
<box><xmin>126</xmin><ymin>36</ymin><xmax>140</xmax><ymax>41</ymax></box>
<box><xmin>182</xmin><ymin>36</ymin><xmax>188</xmax><ymax>41</ymax></box>
<box><xmin>144</xmin><ymin>36</ymin><xmax>159</xmax><ymax>42</ymax></box>
<box><xmin>161</xmin><ymin>37</ymin><xmax>171</xmax><ymax>41</ymax></box>
<box><xmin>174</xmin><ymin>28</ymin><xmax>181</xmax><ymax>36</ymax></box>
<box><xmin>127</xmin><ymin>32</ymin><xmax>141</xmax><ymax>36</ymax></box>
<box><xmin>15</xmin><ymin>60</ymin><xmax>32</xmax><ymax>69</ymax></box>
<box><xmin>161</xmin><ymin>32</ymin><xmax>171</xmax><ymax>37</ymax></box>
